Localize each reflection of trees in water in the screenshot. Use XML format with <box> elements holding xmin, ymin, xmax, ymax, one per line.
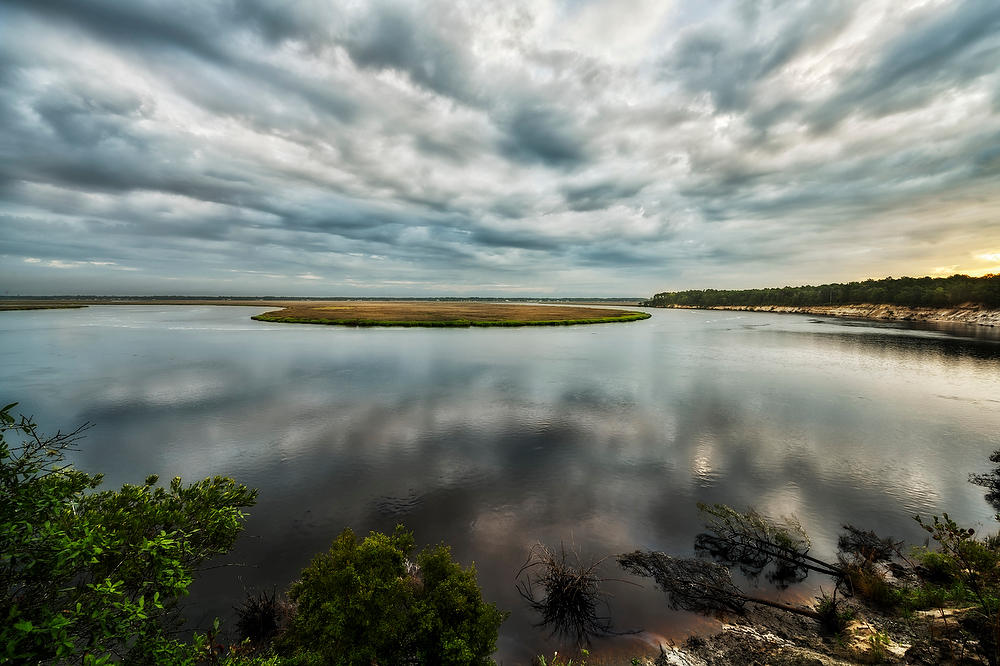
<box><xmin>777</xmin><ymin>324</ymin><xmax>1000</xmax><ymax>363</ymax></box>
<box><xmin>620</xmin><ymin>509</ymin><xmax>908</xmax><ymax>636</ymax></box>
<box><xmin>518</xmin><ymin>503</ymin><xmax>914</xmax><ymax>645</ymax></box>
<box><xmin>970</xmin><ymin>450</ymin><xmax>1000</xmax><ymax>512</ymax></box>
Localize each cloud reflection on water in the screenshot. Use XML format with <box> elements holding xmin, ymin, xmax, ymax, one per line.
<box><xmin>1</xmin><ymin>307</ymin><xmax>999</xmax><ymax>661</ymax></box>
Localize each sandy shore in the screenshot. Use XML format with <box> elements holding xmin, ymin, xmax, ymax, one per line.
<box><xmin>656</xmin><ymin>303</ymin><xmax>1000</xmax><ymax>327</ymax></box>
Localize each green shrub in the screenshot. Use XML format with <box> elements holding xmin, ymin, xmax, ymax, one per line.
<box><xmin>0</xmin><ymin>402</ymin><xmax>257</xmax><ymax>664</ymax></box>
<box><xmin>844</xmin><ymin>565</ymin><xmax>903</xmax><ymax>611</ymax></box>
<box><xmin>278</xmin><ymin>525</ymin><xmax>506</xmax><ymax>665</ymax></box>
<box><xmin>915</xmin><ymin>514</ymin><xmax>1000</xmax><ymax>663</ymax></box>
<box><xmin>912</xmin><ymin>547</ymin><xmax>958</xmax><ymax>585</ymax></box>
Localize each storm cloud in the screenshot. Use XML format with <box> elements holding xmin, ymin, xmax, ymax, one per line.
<box><xmin>1</xmin><ymin>0</ymin><xmax>999</xmax><ymax>296</ymax></box>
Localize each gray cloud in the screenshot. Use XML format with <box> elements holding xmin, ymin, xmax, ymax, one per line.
<box><xmin>470</xmin><ymin>227</ymin><xmax>562</xmax><ymax>252</ymax></box>
<box><xmin>3</xmin><ymin>0</ymin><xmax>230</xmax><ymax>64</ymax></box>
<box><xmin>562</xmin><ymin>180</ymin><xmax>647</xmax><ymax>212</ymax></box>
<box><xmin>1</xmin><ymin>0</ymin><xmax>999</xmax><ymax>297</ymax></box>
<box><xmin>342</xmin><ymin>2</ymin><xmax>475</xmax><ymax>104</ymax></box>
<box><xmin>665</xmin><ymin>0</ymin><xmax>851</xmax><ymax>115</ymax></box>
<box><xmin>499</xmin><ymin>105</ymin><xmax>590</xmax><ymax>168</ymax></box>
<box><xmin>807</xmin><ymin>2</ymin><xmax>1000</xmax><ymax>131</ymax></box>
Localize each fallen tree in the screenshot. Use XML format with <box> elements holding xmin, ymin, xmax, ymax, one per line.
<box><xmin>617</xmin><ymin>551</ymin><xmax>824</xmax><ymax>621</ymax></box>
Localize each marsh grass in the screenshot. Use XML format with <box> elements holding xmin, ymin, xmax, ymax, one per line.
<box><xmin>252</xmin><ymin>315</ymin><xmax>651</xmax><ymax>327</ymax></box>
<box><xmin>251</xmin><ymin>302</ymin><xmax>651</xmax><ymax>327</ymax></box>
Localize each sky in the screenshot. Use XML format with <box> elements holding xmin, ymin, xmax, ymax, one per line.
<box><xmin>1</xmin><ymin>0</ymin><xmax>999</xmax><ymax>297</ymax></box>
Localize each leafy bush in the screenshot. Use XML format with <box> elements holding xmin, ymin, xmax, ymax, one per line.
<box><xmin>912</xmin><ymin>547</ymin><xmax>958</xmax><ymax>585</ymax></box>
<box><xmin>914</xmin><ymin>514</ymin><xmax>1000</xmax><ymax>663</ymax></box>
<box><xmin>842</xmin><ymin>565</ymin><xmax>903</xmax><ymax>611</ymax></box>
<box><xmin>0</xmin><ymin>402</ymin><xmax>257</xmax><ymax>664</ymax></box>
<box><xmin>277</xmin><ymin>525</ymin><xmax>506</xmax><ymax>665</ymax></box>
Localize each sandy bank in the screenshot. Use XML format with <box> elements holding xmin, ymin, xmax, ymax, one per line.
<box><xmin>634</xmin><ymin>603</ymin><xmax>958</xmax><ymax>665</ymax></box>
<box><xmin>657</xmin><ymin>303</ymin><xmax>1000</xmax><ymax>327</ymax></box>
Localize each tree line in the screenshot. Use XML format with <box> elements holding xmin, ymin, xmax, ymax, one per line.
<box><xmin>644</xmin><ymin>274</ymin><xmax>1000</xmax><ymax>309</ymax></box>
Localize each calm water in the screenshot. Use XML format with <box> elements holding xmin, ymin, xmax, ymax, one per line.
<box><xmin>3</xmin><ymin>305</ymin><xmax>1000</xmax><ymax>662</ymax></box>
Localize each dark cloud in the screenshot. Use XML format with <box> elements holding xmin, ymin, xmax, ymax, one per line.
<box><xmin>342</xmin><ymin>2</ymin><xmax>475</xmax><ymax>103</ymax></box>
<box><xmin>4</xmin><ymin>0</ymin><xmax>229</xmax><ymax>64</ymax></box>
<box><xmin>577</xmin><ymin>245</ymin><xmax>671</xmax><ymax>267</ymax></box>
<box><xmin>470</xmin><ymin>227</ymin><xmax>562</xmax><ymax>252</ymax></box>
<box><xmin>561</xmin><ymin>180</ymin><xmax>647</xmax><ymax>212</ymax></box>
<box><xmin>232</xmin><ymin>0</ymin><xmax>334</xmax><ymax>48</ymax></box>
<box><xmin>499</xmin><ymin>105</ymin><xmax>589</xmax><ymax>167</ymax></box>
<box><xmin>973</xmin><ymin>133</ymin><xmax>1000</xmax><ymax>176</ymax></box>
<box><xmin>489</xmin><ymin>196</ymin><xmax>535</xmax><ymax>220</ymax></box>
<box><xmin>33</xmin><ymin>85</ymin><xmax>149</xmax><ymax>147</ymax></box>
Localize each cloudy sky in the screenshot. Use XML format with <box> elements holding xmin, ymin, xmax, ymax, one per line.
<box><xmin>1</xmin><ymin>0</ymin><xmax>999</xmax><ymax>297</ymax></box>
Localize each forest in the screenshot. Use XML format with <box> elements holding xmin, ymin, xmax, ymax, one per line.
<box><xmin>645</xmin><ymin>274</ymin><xmax>1000</xmax><ymax>309</ymax></box>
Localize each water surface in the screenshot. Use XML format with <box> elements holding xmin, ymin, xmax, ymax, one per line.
<box><xmin>2</xmin><ymin>305</ymin><xmax>999</xmax><ymax>662</ymax></box>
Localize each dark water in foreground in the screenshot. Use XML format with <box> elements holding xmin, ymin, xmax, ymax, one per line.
<box><xmin>2</xmin><ymin>305</ymin><xmax>1000</xmax><ymax>662</ymax></box>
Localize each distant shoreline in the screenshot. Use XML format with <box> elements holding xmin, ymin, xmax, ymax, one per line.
<box><xmin>0</xmin><ymin>304</ymin><xmax>88</xmax><ymax>311</ymax></box>
<box><xmin>0</xmin><ymin>297</ymin><xmax>645</xmax><ymax>312</ymax></box>
<box><xmin>0</xmin><ymin>299</ymin><xmax>652</xmax><ymax>327</ymax></box>
<box><xmin>652</xmin><ymin>303</ymin><xmax>1000</xmax><ymax>327</ymax></box>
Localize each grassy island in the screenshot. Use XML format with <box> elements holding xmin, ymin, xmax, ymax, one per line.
<box><xmin>251</xmin><ymin>301</ymin><xmax>651</xmax><ymax>327</ymax></box>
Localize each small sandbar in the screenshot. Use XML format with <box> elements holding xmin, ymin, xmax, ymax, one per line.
<box><xmin>251</xmin><ymin>302</ymin><xmax>651</xmax><ymax>327</ymax></box>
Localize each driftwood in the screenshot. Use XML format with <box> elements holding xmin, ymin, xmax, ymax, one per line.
<box><xmin>618</xmin><ymin>550</ymin><xmax>821</xmax><ymax>620</ymax></box>
<box><xmin>695</xmin><ymin>503</ymin><xmax>843</xmax><ymax>585</ymax></box>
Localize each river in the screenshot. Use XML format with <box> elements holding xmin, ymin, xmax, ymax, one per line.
<box><xmin>2</xmin><ymin>305</ymin><xmax>999</xmax><ymax>662</ymax></box>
